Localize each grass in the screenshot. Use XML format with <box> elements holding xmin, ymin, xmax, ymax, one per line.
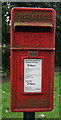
<box><xmin>2</xmin><ymin>73</ymin><xmax>60</xmax><ymax>119</ymax></box>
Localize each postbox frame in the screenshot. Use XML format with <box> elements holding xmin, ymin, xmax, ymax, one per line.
<box><xmin>10</xmin><ymin>7</ymin><xmax>56</xmax><ymax>112</ymax></box>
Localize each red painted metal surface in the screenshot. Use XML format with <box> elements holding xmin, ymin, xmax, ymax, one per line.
<box><xmin>10</xmin><ymin>7</ymin><xmax>56</xmax><ymax>112</ymax></box>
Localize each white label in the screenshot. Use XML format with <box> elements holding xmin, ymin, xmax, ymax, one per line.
<box><xmin>24</xmin><ymin>59</ymin><xmax>42</xmax><ymax>93</ymax></box>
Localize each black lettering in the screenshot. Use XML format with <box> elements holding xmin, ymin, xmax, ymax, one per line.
<box><xmin>27</xmin><ymin>64</ymin><xmax>35</xmax><ymax>67</ymax></box>
<box><xmin>29</xmin><ymin>83</ymin><xmax>35</xmax><ymax>85</ymax></box>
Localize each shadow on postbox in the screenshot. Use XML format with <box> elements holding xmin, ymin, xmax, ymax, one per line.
<box><xmin>10</xmin><ymin>7</ymin><xmax>56</xmax><ymax>112</ymax></box>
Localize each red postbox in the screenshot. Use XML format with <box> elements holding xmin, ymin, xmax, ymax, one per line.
<box><xmin>10</xmin><ymin>7</ymin><xmax>56</xmax><ymax>112</ymax></box>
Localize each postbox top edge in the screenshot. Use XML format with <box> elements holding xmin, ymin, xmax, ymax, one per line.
<box><xmin>11</xmin><ymin>7</ymin><xmax>56</xmax><ymax>13</ymax></box>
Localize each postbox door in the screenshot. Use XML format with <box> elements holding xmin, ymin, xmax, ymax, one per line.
<box><xmin>10</xmin><ymin>50</ymin><xmax>54</xmax><ymax>112</ymax></box>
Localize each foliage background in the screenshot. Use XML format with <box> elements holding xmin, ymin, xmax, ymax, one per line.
<box><xmin>2</xmin><ymin>2</ymin><xmax>61</xmax><ymax>75</ymax></box>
